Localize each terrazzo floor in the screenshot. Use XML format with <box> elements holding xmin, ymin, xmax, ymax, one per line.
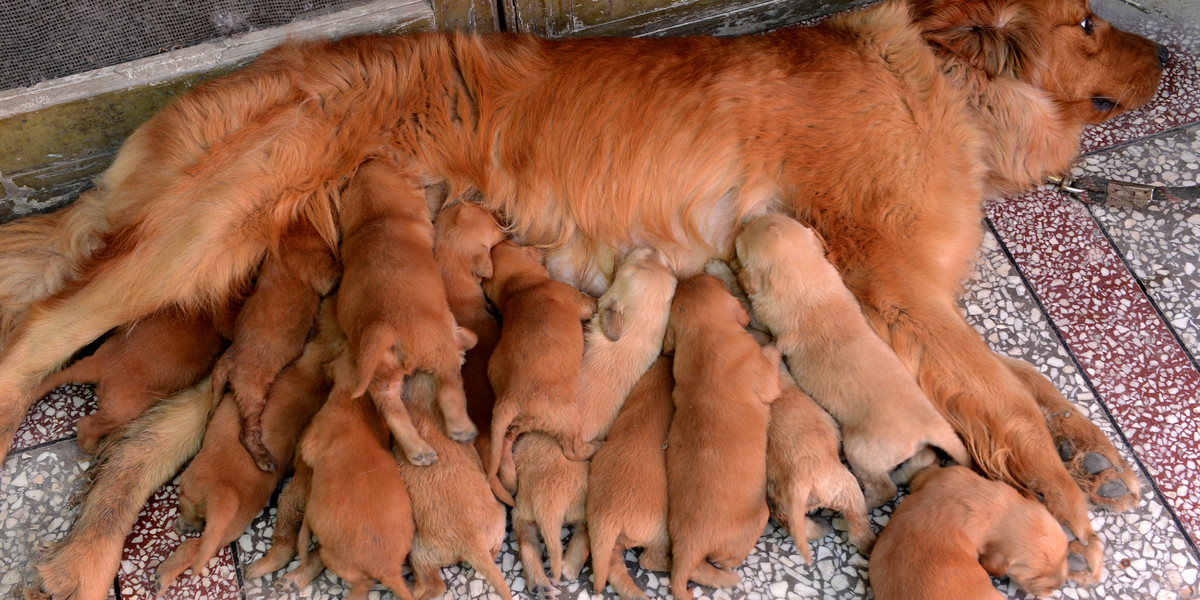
<box><xmin>3</xmin><ymin>0</ymin><xmax>1200</xmax><ymax>598</ymax></box>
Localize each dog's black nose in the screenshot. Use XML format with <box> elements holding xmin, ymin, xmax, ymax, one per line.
<box><xmin>1158</xmin><ymin>43</ymin><xmax>1171</xmax><ymax>68</ymax></box>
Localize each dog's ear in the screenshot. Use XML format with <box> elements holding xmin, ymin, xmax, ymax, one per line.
<box><xmin>472</xmin><ymin>249</ymin><xmax>494</xmax><ymax>279</ymax></box>
<box><xmin>731</xmin><ymin>295</ymin><xmax>752</xmax><ymax>328</ymax></box>
<box><xmin>598</xmin><ymin>298</ymin><xmax>624</xmax><ymax>341</ymax></box>
<box><xmin>737</xmin><ymin>267</ymin><xmax>763</xmax><ymax>296</ymax></box>
<box><xmin>662</xmin><ymin>324</ymin><xmax>676</xmax><ymax>355</ymax></box>
<box><xmin>455</xmin><ymin>326</ymin><xmax>478</xmax><ymax>353</ymax></box>
<box><xmin>912</xmin><ymin>0</ymin><xmax>1043</xmax><ymax>79</ymax></box>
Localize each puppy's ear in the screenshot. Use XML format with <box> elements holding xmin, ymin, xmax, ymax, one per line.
<box><xmin>455</xmin><ymin>326</ymin><xmax>478</xmax><ymax>353</ymax></box>
<box><xmin>913</xmin><ymin>0</ymin><xmax>1042</xmax><ymax>79</ymax></box>
<box><xmin>578</xmin><ymin>292</ymin><xmax>598</xmax><ymax>321</ymax></box>
<box><xmin>978</xmin><ymin>547</ymin><xmax>1010</xmax><ymax>577</ymax></box>
<box><xmin>737</xmin><ymin>267</ymin><xmax>763</xmax><ymax>296</ymax></box>
<box><xmin>732</xmin><ymin>296</ymin><xmax>752</xmax><ymax>328</ymax></box>
<box><xmin>471</xmin><ymin>250</ymin><xmax>494</xmax><ymax>279</ymax></box>
<box><xmin>662</xmin><ymin>325</ymin><xmax>676</xmax><ymax>356</ymax></box>
<box><xmin>599</xmin><ymin>299</ymin><xmax>624</xmax><ymax>341</ymax></box>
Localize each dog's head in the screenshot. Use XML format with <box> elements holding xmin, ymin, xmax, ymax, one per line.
<box><xmin>980</xmin><ymin>494</ymin><xmax>1071</xmax><ymax>597</ymax></box>
<box><xmin>912</xmin><ymin>0</ymin><xmax>1166</xmax><ymax>124</ymax></box>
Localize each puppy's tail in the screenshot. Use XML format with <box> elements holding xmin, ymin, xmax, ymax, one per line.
<box><xmin>486</xmin><ymin>402</ymin><xmax>518</xmax><ymax>506</ymax></box>
<box><xmin>351</xmin><ymin>326</ymin><xmax>391</xmax><ymax>399</ymax></box>
<box><xmin>464</xmin><ymin>545</ymin><xmax>514</xmax><ymax>600</ymax></box>
<box><xmin>588</xmin><ymin>517</ymin><xmax>619</xmax><ymax>595</ymax></box>
<box><xmin>0</xmin><ymin>190</ymin><xmax>108</xmax><ymax>337</ymax></box>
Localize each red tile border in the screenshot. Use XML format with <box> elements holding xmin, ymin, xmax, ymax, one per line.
<box><xmin>986</xmin><ymin>190</ymin><xmax>1200</xmax><ymax>544</ymax></box>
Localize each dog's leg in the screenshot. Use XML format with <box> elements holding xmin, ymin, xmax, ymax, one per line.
<box><xmin>245</xmin><ymin>462</ymin><xmax>310</xmax><ymax>579</ymax></box>
<box><xmin>432</xmin><ymin>361</ymin><xmax>478</xmax><ymax>443</ymax></box>
<box><xmin>514</xmin><ymin>517</ymin><xmax>557</xmax><ymax>600</ymax></box>
<box><xmin>373</xmin><ymin>383</ymin><xmax>438</xmax><ymax>466</ymax></box>
<box><xmin>26</xmin><ymin>381</ymin><xmax>214</xmax><ymax>600</ymax></box>
<box><xmin>605</xmin><ymin>546</ymin><xmax>648</xmax><ymax>600</ymax></box>
<box><xmin>1001</xmin><ymin>356</ymin><xmax>1140</xmax><ymax>511</ymax></box>
<box><xmin>686</xmin><ymin>562</ymin><xmax>740</xmax><ymax>592</ymax></box>
<box><xmin>587</xmin><ymin>517</ymin><xmax>618</xmax><ymax>594</ymax></box>
<box><xmin>154</xmin><ymin>538</ymin><xmax>202</xmax><ymax>595</ymax></box>
<box><xmin>561</xmin><ymin>524</ymin><xmax>590</xmax><ymax>581</ymax></box>
<box><xmin>639</xmin><ymin>538</ymin><xmax>670</xmax><ymax>573</ymax></box>
<box><xmin>273</xmin><ymin>547</ymin><xmax>324</xmax><ymax>594</ymax></box>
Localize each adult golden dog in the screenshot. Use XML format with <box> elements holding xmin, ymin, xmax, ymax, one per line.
<box><xmin>0</xmin><ymin>0</ymin><xmax>1165</xmax><ymax>593</ymax></box>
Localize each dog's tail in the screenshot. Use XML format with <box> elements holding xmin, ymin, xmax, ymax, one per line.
<box><xmin>0</xmin><ymin>190</ymin><xmax>109</xmax><ymax>337</ymax></box>
<box><xmin>587</xmin><ymin>514</ymin><xmax>620</xmax><ymax>595</ymax></box>
<box><xmin>29</xmin><ymin>379</ymin><xmax>215</xmax><ymax>600</ymax></box>
<box><xmin>351</xmin><ymin>326</ymin><xmax>392</xmax><ymax>399</ymax></box>
<box><xmin>463</xmin><ymin>544</ymin><xmax>514</xmax><ymax>600</ymax></box>
<box><xmin>821</xmin><ymin>466</ymin><xmax>876</xmax><ymax>555</ymax></box>
<box><xmin>486</xmin><ymin>402</ymin><xmax>518</xmax><ymax>506</ymax></box>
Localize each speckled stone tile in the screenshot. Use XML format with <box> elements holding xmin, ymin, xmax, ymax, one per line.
<box><xmin>9</xmin><ymin>384</ymin><xmax>95</xmax><ymax>453</ymax></box>
<box><xmin>118</xmin><ymin>479</ymin><xmax>240</xmax><ymax>600</ymax></box>
<box><xmin>1082</xmin><ymin>0</ymin><xmax>1200</xmax><ymax>154</ymax></box>
<box><xmin>0</xmin><ymin>440</ymin><xmax>111</xmax><ymax>598</ymax></box>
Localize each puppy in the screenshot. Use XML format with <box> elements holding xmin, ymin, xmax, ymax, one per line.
<box><xmin>395</xmin><ymin>372</ymin><xmax>513</xmax><ymax>600</ymax></box>
<box><xmin>210</xmin><ymin>217</ymin><xmax>339</xmax><ymax>471</ymax></box>
<box><xmin>32</xmin><ymin>307</ymin><xmax>226</xmax><ymax>453</ymax></box>
<box><xmin>154</xmin><ymin>321</ymin><xmax>334</xmax><ymax>594</ymax></box>
<box><xmin>337</xmin><ymin>156</ymin><xmax>477</xmax><ymax>466</ymax></box>
<box><xmin>576</xmin><ymin>246</ymin><xmax>677</xmax><ymax>455</ymax></box>
<box><xmin>432</xmin><ymin>199</ymin><xmax>507</xmax><ymax>431</ymax></box>
<box><xmin>734</xmin><ymin>214</ymin><xmax>970</xmax><ymax>507</ymax></box>
<box><xmin>870</xmin><ymin>466</ymin><xmax>1069</xmax><ymax>600</ymax></box>
<box><xmin>664</xmin><ymin>275</ymin><xmax>780</xmax><ymax>600</ymax></box>
<box><xmin>767</xmin><ymin>364</ymin><xmax>874</xmax><ymax>561</ymax></box>
<box><xmin>586</xmin><ymin>356</ymin><xmax>674</xmax><ymax>600</ymax></box>
<box><xmin>482</xmin><ymin>239</ymin><xmax>596</xmax><ymax>504</ymax></box>
<box><xmin>277</xmin><ymin>350</ymin><xmax>417</xmax><ymax>600</ymax></box>
<box><xmin>510</xmin><ymin>431</ymin><xmax>590</xmax><ymax>599</ymax></box>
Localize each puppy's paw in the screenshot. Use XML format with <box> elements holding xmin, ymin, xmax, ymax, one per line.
<box><xmin>273</xmin><ymin>577</ymin><xmax>299</xmax><ymax>594</ymax></box>
<box><xmin>447</xmin><ymin>426</ymin><xmax>478</xmax><ymax>444</ymax></box>
<box><xmin>174</xmin><ymin>516</ymin><xmax>202</xmax><ymax>535</ymax></box>
<box><xmin>1065</xmin><ymin>533</ymin><xmax>1104</xmax><ymax>585</ymax></box>
<box><xmin>406</xmin><ymin>449</ymin><xmax>440</xmax><ymax>467</ymax></box>
<box><xmin>530</xmin><ymin>583</ymin><xmax>560</xmax><ymax>600</ymax></box>
<box><xmin>1050</xmin><ymin>410</ymin><xmax>1140</xmax><ymax>511</ymax></box>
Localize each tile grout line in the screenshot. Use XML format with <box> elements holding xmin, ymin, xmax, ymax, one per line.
<box><xmin>1081</xmin><ymin>119</ymin><xmax>1200</xmax><ymax>159</ymax></box>
<box><xmin>984</xmin><ymin>214</ymin><xmax>1200</xmax><ymax>562</ymax></box>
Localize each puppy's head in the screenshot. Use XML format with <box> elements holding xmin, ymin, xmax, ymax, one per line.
<box><xmin>482</xmin><ymin>240</ymin><xmax>546</xmax><ymax>308</ymax></box>
<box><xmin>733</xmin><ymin>214</ymin><xmax>825</xmax><ymax>295</ymax></box>
<box><xmin>981</xmin><ymin>496</ymin><xmax>1070</xmax><ymax>597</ymax></box>
<box><xmin>911</xmin><ymin>0</ymin><xmax>1164</xmax><ymax>124</ymax></box>
<box><xmin>597</xmin><ymin>246</ymin><xmax>677</xmax><ymax>342</ymax></box>
<box><xmin>664</xmin><ymin>275</ymin><xmax>750</xmax><ymax>354</ymax></box>
<box><xmin>436</xmin><ymin>202</ymin><xmax>507</xmax><ymax>278</ymax></box>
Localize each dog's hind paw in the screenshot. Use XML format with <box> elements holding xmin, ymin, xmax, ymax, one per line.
<box><xmin>447</xmin><ymin>427</ymin><xmax>478</xmax><ymax>444</ymax></box>
<box><xmin>407</xmin><ymin>449</ymin><xmax>439</xmax><ymax>467</ymax></box>
<box><xmin>273</xmin><ymin>578</ymin><xmax>299</xmax><ymax>594</ymax></box>
<box><xmin>530</xmin><ymin>583</ymin><xmax>560</xmax><ymax>600</ymax></box>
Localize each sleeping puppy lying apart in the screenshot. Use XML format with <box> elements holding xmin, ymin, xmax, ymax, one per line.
<box><xmin>586</xmin><ymin>356</ymin><xmax>674</xmax><ymax>600</ymax></box>
<box><xmin>210</xmin><ymin>218</ymin><xmax>339</xmax><ymax>471</ymax></box>
<box><xmin>32</xmin><ymin>307</ymin><xmax>228</xmax><ymax>453</ymax></box>
<box><xmin>870</xmin><ymin>465</ymin><xmax>1069</xmax><ymax>600</ymax></box>
<box><xmin>664</xmin><ymin>274</ymin><xmax>781</xmax><ymax>600</ymax></box>
<box><xmin>576</xmin><ymin>246</ymin><xmax>677</xmax><ymax>457</ymax></box>
<box><xmin>483</xmin><ymin>239</ymin><xmax>596</xmax><ymax>504</ymax></box>
<box><xmin>734</xmin><ymin>213</ymin><xmax>970</xmax><ymax>507</ymax></box>
<box><xmin>337</xmin><ymin>156</ymin><xmax>478</xmax><ymax>466</ymax></box>
<box><xmin>395</xmin><ymin>372</ymin><xmax>513</xmax><ymax>600</ymax></box>
<box><xmin>767</xmin><ymin>364</ymin><xmax>875</xmax><ymax>560</ymax></box>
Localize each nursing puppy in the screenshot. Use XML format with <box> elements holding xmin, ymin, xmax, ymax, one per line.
<box><xmin>432</xmin><ymin>200</ymin><xmax>507</xmax><ymax>431</ymax></box>
<box><xmin>210</xmin><ymin>218</ymin><xmax>339</xmax><ymax>471</ymax></box>
<box><xmin>32</xmin><ymin>308</ymin><xmax>226</xmax><ymax>453</ymax></box>
<box><xmin>396</xmin><ymin>372</ymin><xmax>513</xmax><ymax>600</ymax></box>
<box><xmin>586</xmin><ymin>356</ymin><xmax>674</xmax><ymax>600</ymax></box>
<box><xmin>767</xmin><ymin>365</ymin><xmax>874</xmax><ymax>561</ymax></box>
<box><xmin>281</xmin><ymin>350</ymin><xmax>417</xmax><ymax>600</ymax></box>
<box><xmin>482</xmin><ymin>239</ymin><xmax>596</xmax><ymax>504</ymax></box>
<box><xmin>576</xmin><ymin>246</ymin><xmax>677</xmax><ymax>455</ymax></box>
<box><xmin>664</xmin><ymin>275</ymin><xmax>780</xmax><ymax>600</ymax></box>
<box><xmin>338</xmin><ymin>156</ymin><xmax>477</xmax><ymax>466</ymax></box>
<box><xmin>870</xmin><ymin>466</ymin><xmax>1069</xmax><ymax>600</ymax></box>
<box><xmin>510</xmin><ymin>431</ymin><xmax>590</xmax><ymax>598</ymax></box>
<box><xmin>154</xmin><ymin>318</ymin><xmax>334</xmax><ymax>593</ymax></box>
<box><xmin>734</xmin><ymin>214</ymin><xmax>970</xmax><ymax>507</ymax></box>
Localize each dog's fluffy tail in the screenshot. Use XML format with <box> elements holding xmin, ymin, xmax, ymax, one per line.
<box><xmin>0</xmin><ymin>191</ymin><xmax>108</xmax><ymax>337</ymax></box>
<box><xmin>28</xmin><ymin>379</ymin><xmax>215</xmax><ymax>600</ymax></box>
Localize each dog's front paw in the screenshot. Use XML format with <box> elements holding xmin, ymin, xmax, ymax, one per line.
<box><xmin>529</xmin><ymin>583</ymin><xmax>560</xmax><ymax>600</ymax></box>
<box><xmin>406</xmin><ymin>449</ymin><xmax>439</xmax><ymax>467</ymax></box>
<box><xmin>273</xmin><ymin>577</ymin><xmax>299</xmax><ymax>594</ymax></box>
<box><xmin>1050</xmin><ymin>410</ymin><xmax>1140</xmax><ymax>511</ymax></box>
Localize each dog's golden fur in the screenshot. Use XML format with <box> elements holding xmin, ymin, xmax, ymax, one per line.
<box><xmin>395</xmin><ymin>372</ymin><xmax>513</xmax><ymax>600</ymax></box>
<box><xmin>586</xmin><ymin>356</ymin><xmax>674</xmax><ymax>600</ymax></box>
<box><xmin>209</xmin><ymin>218</ymin><xmax>339</xmax><ymax>471</ymax></box>
<box><xmin>870</xmin><ymin>466</ymin><xmax>1069</xmax><ymax>599</ymax></box>
<box><xmin>337</xmin><ymin>156</ymin><xmax>478</xmax><ymax>465</ymax></box>
<box><xmin>664</xmin><ymin>275</ymin><xmax>781</xmax><ymax>600</ymax></box>
<box><xmin>154</xmin><ymin>326</ymin><xmax>332</xmax><ymax>594</ymax></box>
<box><xmin>576</xmin><ymin>246</ymin><xmax>676</xmax><ymax>454</ymax></box>
<box><xmin>3</xmin><ymin>0</ymin><xmax>1165</xmax><ymax>592</ymax></box>
<box><xmin>32</xmin><ymin>308</ymin><xmax>226</xmax><ymax>453</ymax></box>
<box><xmin>735</xmin><ymin>214</ymin><xmax>971</xmax><ymax>508</ymax></box>
<box><xmin>482</xmin><ymin>240</ymin><xmax>596</xmax><ymax>504</ymax></box>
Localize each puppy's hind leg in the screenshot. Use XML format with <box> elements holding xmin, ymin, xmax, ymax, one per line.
<box><xmin>433</xmin><ymin>328</ymin><xmax>479</xmax><ymax>443</ymax></box>
<box><xmin>273</xmin><ymin>547</ymin><xmax>325</xmax><ymax>594</ymax></box>
<box><xmin>605</xmin><ymin>546</ymin><xmax>649</xmax><ymax>600</ymax></box>
<box><xmin>463</xmin><ymin>544</ymin><xmax>514</xmax><ymax>600</ymax></box>
<box><xmin>154</xmin><ymin>538</ymin><xmax>202</xmax><ymax>595</ymax></box>
<box><xmin>820</xmin><ymin>467</ymin><xmax>875</xmax><ymax>554</ymax></box>
<box><xmin>561</xmin><ymin>524</ymin><xmax>590</xmax><ymax>581</ymax></box>
<box><xmin>373</xmin><ymin>382</ymin><xmax>438</xmax><ymax>467</ymax></box>
<box><xmin>245</xmin><ymin>462</ymin><xmax>310</xmax><ymax>579</ymax></box>
<box><xmin>514</xmin><ymin>518</ymin><xmax>557</xmax><ymax>600</ymax></box>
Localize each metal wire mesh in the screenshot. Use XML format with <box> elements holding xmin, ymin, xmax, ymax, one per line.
<box><xmin>0</xmin><ymin>0</ymin><xmax>376</xmax><ymax>91</ymax></box>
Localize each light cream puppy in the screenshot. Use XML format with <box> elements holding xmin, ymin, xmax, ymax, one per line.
<box><xmin>576</xmin><ymin>246</ymin><xmax>677</xmax><ymax>455</ymax></box>
<box><xmin>734</xmin><ymin>213</ymin><xmax>970</xmax><ymax>508</ymax></box>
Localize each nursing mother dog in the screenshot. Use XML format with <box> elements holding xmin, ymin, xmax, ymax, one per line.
<box><xmin>0</xmin><ymin>0</ymin><xmax>1165</xmax><ymax>589</ymax></box>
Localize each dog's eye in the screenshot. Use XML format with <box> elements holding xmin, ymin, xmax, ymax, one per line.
<box><xmin>1080</xmin><ymin>16</ymin><xmax>1094</xmax><ymax>34</ymax></box>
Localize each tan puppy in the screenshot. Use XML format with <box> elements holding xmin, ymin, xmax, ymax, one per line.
<box><xmin>576</xmin><ymin>246</ymin><xmax>677</xmax><ymax>455</ymax></box>
<box><xmin>32</xmin><ymin>308</ymin><xmax>226</xmax><ymax>453</ymax></box>
<box><xmin>395</xmin><ymin>372</ymin><xmax>513</xmax><ymax>600</ymax></box>
<box><xmin>664</xmin><ymin>275</ymin><xmax>780</xmax><ymax>600</ymax></box>
<box><xmin>278</xmin><ymin>351</ymin><xmax>417</xmax><ymax>600</ymax></box>
<box><xmin>870</xmin><ymin>466</ymin><xmax>1069</xmax><ymax>600</ymax></box>
<box><xmin>510</xmin><ymin>431</ymin><xmax>590</xmax><ymax>599</ymax></box>
<box><xmin>432</xmin><ymin>200</ymin><xmax>507</xmax><ymax>431</ymax></box>
<box><xmin>767</xmin><ymin>365</ymin><xmax>874</xmax><ymax>561</ymax></box>
<box><xmin>154</xmin><ymin>330</ymin><xmax>330</xmax><ymax>593</ymax></box>
<box><xmin>734</xmin><ymin>214</ymin><xmax>970</xmax><ymax>507</ymax></box>
<box><xmin>210</xmin><ymin>218</ymin><xmax>339</xmax><ymax>471</ymax></box>
<box><xmin>338</xmin><ymin>157</ymin><xmax>477</xmax><ymax>466</ymax></box>
<box><xmin>482</xmin><ymin>239</ymin><xmax>595</xmax><ymax>504</ymax></box>
<box><xmin>586</xmin><ymin>356</ymin><xmax>674</xmax><ymax>600</ymax></box>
